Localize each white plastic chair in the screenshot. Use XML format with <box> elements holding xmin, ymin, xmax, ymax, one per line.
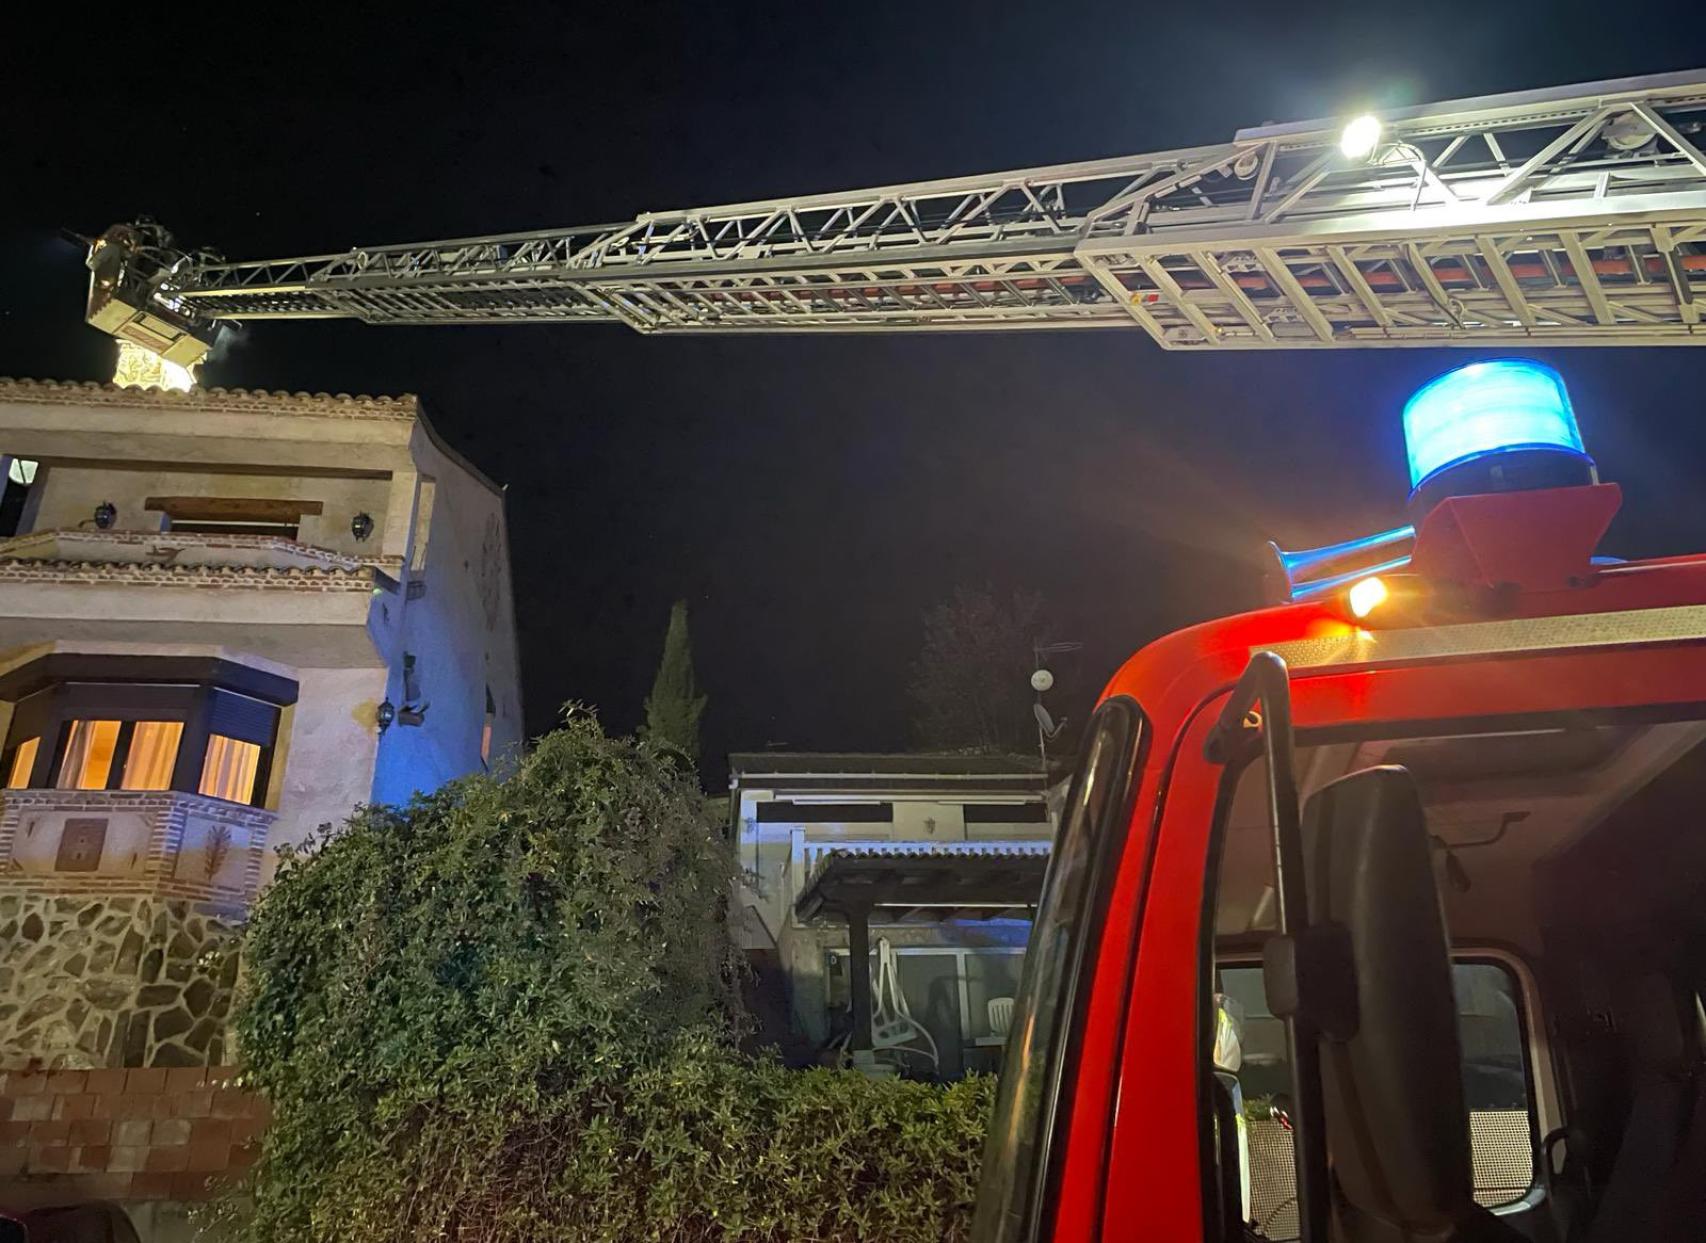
<box><xmin>988</xmin><ymin>996</ymin><xmax>1015</xmax><ymax>1037</ymax></box>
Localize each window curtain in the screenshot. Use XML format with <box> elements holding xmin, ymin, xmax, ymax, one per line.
<box><xmin>121</xmin><ymin>721</ymin><xmax>183</xmax><ymax>790</ymax></box>
<box><xmin>199</xmin><ymin>734</ymin><xmax>261</xmax><ymax>804</ymax></box>
<box><xmin>5</xmin><ymin>737</ymin><xmax>39</xmax><ymax>789</ymax></box>
<box><xmin>56</xmin><ymin>720</ymin><xmax>120</xmax><ymax>790</ymax></box>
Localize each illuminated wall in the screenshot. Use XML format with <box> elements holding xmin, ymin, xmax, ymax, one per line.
<box><xmin>367</xmin><ymin>424</ymin><xmax>522</xmax><ymax>806</ymax></box>
<box><xmin>112</xmin><ymin>341</ymin><xmax>195</xmax><ymax>394</ymax></box>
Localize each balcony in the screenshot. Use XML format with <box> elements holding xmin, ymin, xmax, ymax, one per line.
<box><xmin>0</xmin><ymin>531</ymin><xmax>398</xmax><ymax>667</ymax></box>
<box><xmin>0</xmin><ymin>788</ymin><xmax>274</xmax><ymax>910</ymax></box>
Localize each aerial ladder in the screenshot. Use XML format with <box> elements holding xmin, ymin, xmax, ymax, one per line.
<box><xmin>84</xmin><ymin>67</ymin><xmax>1706</xmax><ymax>374</ymax></box>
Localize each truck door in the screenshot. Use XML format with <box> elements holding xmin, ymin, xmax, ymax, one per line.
<box><xmin>973</xmin><ymin>697</ymin><xmax>1146</xmax><ymax>1243</ymax></box>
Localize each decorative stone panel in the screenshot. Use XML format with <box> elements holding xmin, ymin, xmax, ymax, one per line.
<box><xmin>1</xmin><ymin>791</ymin><xmax>273</xmax><ymax>908</ymax></box>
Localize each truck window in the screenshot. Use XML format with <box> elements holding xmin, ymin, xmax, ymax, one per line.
<box><xmin>975</xmin><ymin>697</ymin><xmax>1144</xmax><ymax>1243</ymax></box>
<box><xmin>1203</xmin><ymin>728</ymin><xmax>1575</xmax><ymax>1241</ymax></box>
<box><xmin>1215</xmin><ymin>959</ymin><xmax>1537</xmax><ymax>1239</ymax></box>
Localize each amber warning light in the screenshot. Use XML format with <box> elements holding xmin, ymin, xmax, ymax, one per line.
<box><xmin>1347</xmin><ymin>576</ymin><xmax>1389</xmax><ymax>619</ymax></box>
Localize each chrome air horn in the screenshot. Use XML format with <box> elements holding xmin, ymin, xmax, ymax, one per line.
<box><xmin>1266</xmin><ymin>525</ymin><xmax>1415</xmax><ymax>604</ymax></box>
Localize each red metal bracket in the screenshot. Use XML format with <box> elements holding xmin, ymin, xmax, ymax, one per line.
<box><xmin>1409</xmin><ymin>483</ymin><xmax>1622</xmax><ymax>593</ymax></box>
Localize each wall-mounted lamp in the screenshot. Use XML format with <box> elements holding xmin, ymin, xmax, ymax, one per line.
<box><xmin>375</xmin><ymin>699</ymin><xmax>396</xmax><ymax>733</ymax></box>
<box><xmin>351</xmin><ymin>512</ymin><xmax>375</xmax><ymax>541</ymax></box>
<box><xmin>93</xmin><ymin>501</ymin><xmax>117</xmax><ymax>530</ymax></box>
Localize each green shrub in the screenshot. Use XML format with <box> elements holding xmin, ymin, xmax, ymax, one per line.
<box><xmin>230</xmin><ymin>711</ymin><xmax>991</xmax><ymax>1242</ymax></box>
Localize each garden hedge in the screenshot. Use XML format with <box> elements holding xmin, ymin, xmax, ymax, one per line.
<box><xmin>224</xmin><ymin>711</ymin><xmax>992</xmax><ymax>1242</ymax></box>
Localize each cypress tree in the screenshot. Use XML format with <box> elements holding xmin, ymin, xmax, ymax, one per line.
<box><xmin>642</xmin><ymin>599</ymin><xmax>708</xmax><ymax>766</ymax></box>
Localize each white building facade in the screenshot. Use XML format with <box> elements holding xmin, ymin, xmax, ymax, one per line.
<box><xmin>729</xmin><ymin>753</ymin><xmax>1054</xmax><ymax>1079</ymax></box>
<box><xmin>0</xmin><ymin>377</ymin><xmax>521</xmax><ymax>1068</ymax></box>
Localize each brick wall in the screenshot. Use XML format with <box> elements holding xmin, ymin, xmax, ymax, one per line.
<box><xmin>0</xmin><ymin>1067</ymin><xmax>264</xmax><ymax>1210</ymax></box>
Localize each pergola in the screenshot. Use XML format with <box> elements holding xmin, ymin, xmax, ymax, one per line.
<box><xmin>792</xmin><ymin>841</ymin><xmax>1051</xmax><ymax>1054</ymax></box>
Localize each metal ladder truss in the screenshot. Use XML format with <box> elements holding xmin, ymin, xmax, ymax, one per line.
<box><xmin>126</xmin><ymin>69</ymin><xmax>1706</xmax><ymax>350</ymax></box>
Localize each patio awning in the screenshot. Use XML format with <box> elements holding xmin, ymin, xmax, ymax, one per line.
<box><xmin>792</xmin><ymin>841</ymin><xmax>1051</xmax><ymax>922</ymax></box>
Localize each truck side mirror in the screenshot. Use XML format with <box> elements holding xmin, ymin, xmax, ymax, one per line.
<box><xmin>1295</xmin><ymin>765</ymin><xmax>1481</xmax><ymax>1239</ymax></box>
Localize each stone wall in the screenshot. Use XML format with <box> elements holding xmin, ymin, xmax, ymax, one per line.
<box><xmin>0</xmin><ymin>893</ymin><xmax>237</xmax><ymax>1069</ymax></box>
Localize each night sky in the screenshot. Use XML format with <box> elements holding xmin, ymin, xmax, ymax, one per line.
<box><xmin>7</xmin><ymin>1</ymin><xmax>1706</xmax><ymax>781</ymax></box>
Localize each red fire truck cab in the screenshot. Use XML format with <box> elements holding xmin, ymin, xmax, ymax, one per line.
<box><xmin>975</xmin><ymin>361</ymin><xmax>1706</xmax><ymax>1243</ymax></box>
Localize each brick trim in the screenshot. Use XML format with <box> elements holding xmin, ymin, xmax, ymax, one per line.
<box><xmin>0</xmin><ymin>377</ymin><xmax>416</xmax><ymax>421</ymax></box>
<box><xmin>0</xmin><ymin>559</ymin><xmax>379</xmax><ymax>592</ymax></box>
<box><xmin>0</xmin><ymin>530</ymin><xmax>402</xmax><ymax>573</ymax></box>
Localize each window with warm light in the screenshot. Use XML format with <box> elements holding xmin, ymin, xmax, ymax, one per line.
<box><xmin>4</xmin><ymin>737</ymin><xmax>39</xmax><ymax>789</ymax></box>
<box><xmin>56</xmin><ymin>720</ymin><xmax>122</xmax><ymax>790</ymax></box>
<box><xmin>0</xmin><ymin>655</ymin><xmax>295</xmax><ymax>806</ymax></box>
<box><xmin>199</xmin><ymin>735</ymin><xmax>263</xmax><ymax>805</ymax></box>
<box><xmin>121</xmin><ymin>721</ymin><xmax>183</xmax><ymax>790</ymax></box>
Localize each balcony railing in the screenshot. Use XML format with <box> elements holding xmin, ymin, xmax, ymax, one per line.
<box><xmin>783</xmin><ymin>831</ymin><xmax>870</xmax><ymax>918</ymax></box>
<box><xmin>0</xmin><ymin>530</ymin><xmax>397</xmax><ymax>589</ymax></box>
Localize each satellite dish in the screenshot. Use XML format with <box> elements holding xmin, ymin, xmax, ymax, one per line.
<box><xmin>1033</xmin><ymin>703</ymin><xmax>1066</xmax><ymax>739</ymax></box>
<box><xmin>1030</xmin><ymin>668</ymin><xmax>1055</xmax><ymax>693</ymax></box>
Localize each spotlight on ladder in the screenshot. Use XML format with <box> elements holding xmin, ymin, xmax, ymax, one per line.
<box><xmin>1339</xmin><ymin>114</ymin><xmax>1384</xmax><ymax>161</ymax></box>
